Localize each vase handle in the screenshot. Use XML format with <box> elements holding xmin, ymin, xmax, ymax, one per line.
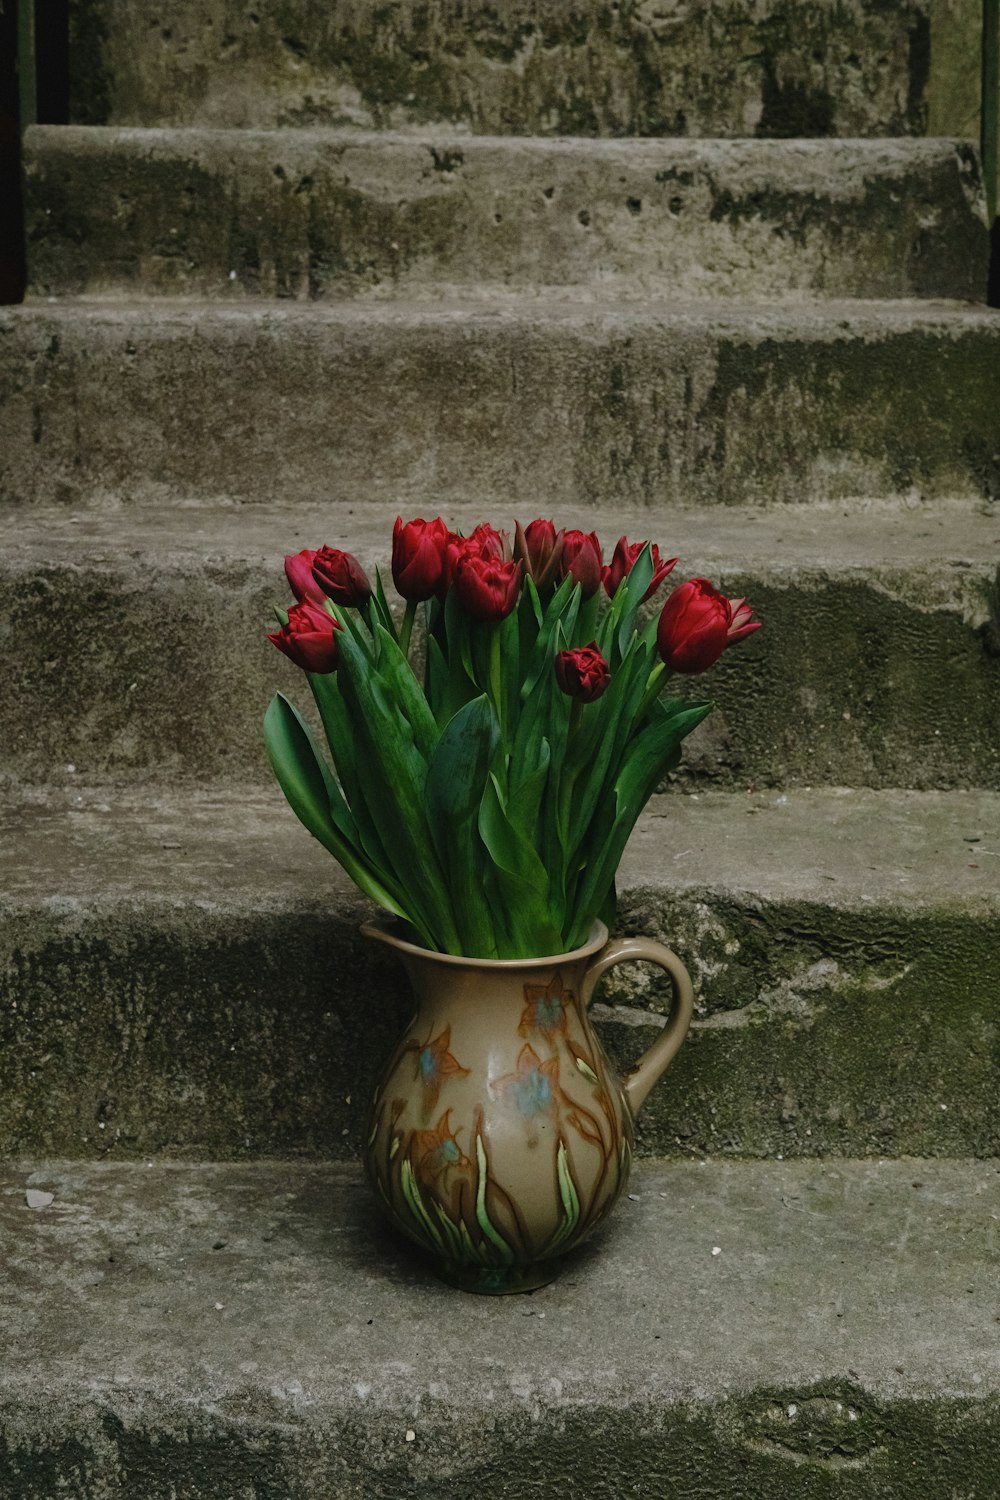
<box><xmin>581</xmin><ymin>937</ymin><xmax>694</xmax><ymax>1118</ymax></box>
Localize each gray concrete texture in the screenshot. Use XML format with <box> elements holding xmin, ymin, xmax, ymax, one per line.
<box><xmin>3</xmin><ymin>300</ymin><xmax>1000</xmax><ymax>510</ymax></box>
<box><xmin>67</xmin><ymin>0</ymin><xmax>934</xmax><ymax>139</ymax></box>
<box><xmin>22</xmin><ymin>128</ymin><xmax>990</xmax><ymax>303</ymax></box>
<box><xmin>2</xmin><ymin>783</ymin><xmax>998</xmax><ymax>1160</ymax></box>
<box><xmin>2</xmin><ymin>500</ymin><xmax>999</xmax><ymax>790</ymax></box>
<box><xmin>1</xmin><ymin>1157</ymin><xmax>999</xmax><ymax>1497</ymax></box>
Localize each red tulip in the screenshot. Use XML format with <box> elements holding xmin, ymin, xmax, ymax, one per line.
<box><xmin>453</xmin><ymin>554</ymin><xmax>523</xmax><ymax>621</ymax></box>
<box><xmin>603</xmin><ymin>537</ymin><xmax>679</xmax><ymax>601</ymax></box>
<box><xmin>441</xmin><ymin>523</ymin><xmax>510</xmax><ymax>591</ymax></box>
<box><xmin>284</xmin><ymin>549</ymin><xmax>326</xmax><ymax>605</ymax></box>
<box><xmin>726</xmin><ymin>597</ymin><xmax>762</xmax><ymax>645</ymax></box>
<box><xmin>515</xmin><ymin>518</ymin><xmax>565</xmax><ymax>591</ymax></box>
<box><xmin>559</xmin><ymin>530</ymin><xmax>603</xmax><ymax>600</ymax></box>
<box><xmin>312</xmin><ymin>546</ymin><xmax>372</xmax><ymax>607</ymax></box>
<box><xmin>466</xmin><ymin>522</ymin><xmax>509</xmax><ymax>560</ymax></box>
<box><xmin>554</xmin><ymin>642</ymin><xmax>611</xmax><ymax>703</ymax></box>
<box><xmin>392</xmin><ymin>516</ymin><xmax>451</xmax><ymax>601</ymax></box>
<box><xmin>656</xmin><ymin>578</ymin><xmax>732</xmax><ymax>674</ymax></box>
<box><xmin>268</xmin><ymin>599</ymin><xmax>341</xmax><ymax>673</ymax></box>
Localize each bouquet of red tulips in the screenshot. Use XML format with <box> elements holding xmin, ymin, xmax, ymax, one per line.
<box><xmin>264</xmin><ymin>518</ymin><xmax>760</xmax><ymax>959</ymax></box>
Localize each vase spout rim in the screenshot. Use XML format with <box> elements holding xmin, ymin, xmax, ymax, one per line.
<box><xmin>360</xmin><ymin>920</ymin><xmax>609</xmax><ymax>969</ymax></box>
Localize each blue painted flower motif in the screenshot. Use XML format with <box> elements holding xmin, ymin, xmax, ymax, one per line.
<box><xmin>413</xmin><ymin>1109</ymin><xmax>470</xmax><ymax>1186</ymax></box>
<box><xmin>405</xmin><ymin>1025</ymin><xmax>470</xmax><ymax>1116</ymax></box>
<box><xmin>495</xmin><ymin>1044</ymin><xmax>560</xmax><ymax>1141</ymax></box>
<box><xmin>518</xmin><ymin>976</ymin><xmax>571</xmax><ymax>1041</ymax></box>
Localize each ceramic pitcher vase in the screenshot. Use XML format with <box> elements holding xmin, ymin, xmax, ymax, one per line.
<box><xmin>362</xmin><ymin>920</ymin><xmax>694</xmax><ymax>1294</ymax></box>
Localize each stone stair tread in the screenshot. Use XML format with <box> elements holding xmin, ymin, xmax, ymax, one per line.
<box><xmin>4</xmin><ymin>497</ymin><xmax>998</xmax><ymax>791</ymax></box>
<box><xmin>5</xmin><ymin>494</ymin><xmax>997</xmax><ymax>580</ymax></box>
<box><xmin>5</xmin><ymin>783</ymin><xmax>998</xmax><ymax>916</ymax></box>
<box><xmin>2</xmin><ymin>1157</ymin><xmax>998</xmax><ymax>1493</ymax></box>
<box><xmin>26</xmin><ymin>126</ymin><xmax>985</xmax><ymax>303</ymax></box>
<box><xmin>23</xmin><ymin>124</ymin><xmax>983</xmax><ymax>303</ymax></box>
<box><xmin>3</xmin><ymin>781</ymin><xmax>998</xmax><ymax>1160</ymax></box>
<box><xmin>26</xmin><ymin>125</ymin><xmax>980</xmax><ymax>156</ymax></box>
<box><xmin>15</xmin><ymin>293</ymin><xmax>998</xmax><ymax>325</ymax></box>
<box><xmin>4</xmin><ymin>296</ymin><xmax>998</xmax><ymax>512</ymax></box>
<box><xmin>67</xmin><ymin>0</ymin><xmax>934</xmax><ymax>141</ymax></box>
<box><xmin>4</xmin><ymin>496</ymin><xmax>998</xmax><ymax>624</ymax></box>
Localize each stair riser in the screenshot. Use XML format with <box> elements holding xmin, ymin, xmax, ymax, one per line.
<box><xmin>70</xmin><ymin>0</ymin><xmax>931</xmax><ymax>137</ymax></box>
<box><xmin>4</xmin><ymin>556</ymin><xmax>999</xmax><ymax>789</ymax></box>
<box><xmin>3</xmin><ymin>1388</ymin><xmax>998</xmax><ymax>1499</ymax></box>
<box><xmin>23</xmin><ymin>130</ymin><xmax>988</xmax><ymax>303</ymax></box>
<box><xmin>3</xmin><ymin>307</ymin><xmax>1000</xmax><ymax>510</ymax></box>
<box><xmin>3</xmin><ymin>891</ymin><xmax>997</xmax><ymax>1160</ymax></box>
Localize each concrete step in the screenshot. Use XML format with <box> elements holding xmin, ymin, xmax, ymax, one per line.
<box><xmin>22</xmin><ymin>129</ymin><xmax>989</xmax><ymax>304</ymax></box>
<box><xmin>3</xmin><ymin>500</ymin><xmax>999</xmax><ymax>791</ymax></box>
<box><xmin>3</xmin><ymin>299</ymin><xmax>1000</xmax><ymax>510</ymax></box>
<box><xmin>3</xmin><ymin>782</ymin><xmax>998</xmax><ymax>1159</ymax></box>
<box><xmin>2</xmin><ymin>1156</ymin><xmax>998</xmax><ymax>1496</ymax></box>
<box><xmin>69</xmin><ymin>0</ymin><xmax>934</xmax><ymax>139</ymax></box>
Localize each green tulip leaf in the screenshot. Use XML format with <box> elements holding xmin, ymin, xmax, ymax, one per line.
<box><xmin>371</xmin><ymin>623</ymin><xmax>438</xmax><ymax>761</ymax></box>
<box><xmin>262</xmin><ymin>693</ymin><xmax>416</xmax><ymax>928</ymax></box>
<box><xmin>424</xmin><ymin>695</ymin><xmax>499</xmax><ymax>956</ymax></box>
<box><xmin>479</xmin><ymin>774</ymin><xmax>562</xmax><ymax>953</ymax></box>
<box><xmin>372</xmin><ymin>567</ymin><xmax>397</xmax><ymax>640</ymax></box>
<box><xmin>334</xmin><ymin>628</ymin><xmax>460</xmax><ymax>951</ymax></box>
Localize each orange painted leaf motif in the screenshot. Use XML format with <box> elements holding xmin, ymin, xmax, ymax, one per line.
<box><xmin>566</xmin><ymin>1109</ymin><xmax>605</xmax><ymax>1150</ymax></box>
<box><xmin>519</xmin><ymin>975</ymin><xmax>572</xmax><ymax>1040</ymax></box>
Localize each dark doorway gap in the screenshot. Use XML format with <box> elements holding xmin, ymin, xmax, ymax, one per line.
<box><xmin>1</xmin><ymin>1</ymin><xmax>68</xmax><ymax>304</ymax></box>
<box><xmin>0</xmin><ymin>0</ymin><xmax>26</xmax><ymax>302</ymax></box>
<box><xmin>34</xmin><ymin>0</ymin><xmax>68</xmax><ymax>123</ymax></box>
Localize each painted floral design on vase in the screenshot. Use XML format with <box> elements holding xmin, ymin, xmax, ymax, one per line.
<box><xmin>363</xmin><ymin>921</ymin><xmax>694</xmax><ymax>1294</ymax></box>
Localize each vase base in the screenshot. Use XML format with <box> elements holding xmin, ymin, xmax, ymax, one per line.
<box><xmin>435</xmin><ymin>1260</ymin><xmax>559</xmax><ymax>1296</ymax></box>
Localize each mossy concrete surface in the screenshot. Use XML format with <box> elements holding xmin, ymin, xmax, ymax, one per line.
<box><xmin>2</xmin><ymin>500</ymin><xmax>998</xmax><ymax>790</ymax></box>
<box><xmin>1</xmin><ymin>1157</ymin><xmax>998</xmax><ymax>1497</ymax></box>
<box><xmin>927</xmin><ymin>0</ymin><xmax>981</xmax><ymax>138</ymax></box>
<box><xmin>3</xmin><ymin>301</ymin><xmax>1000</xmax><ymax>510</ymax></box>
<box><xmin>67</xmin><ymin>0</ymin><xmax>933</xmax><ymax>138</ymax></box>
<box><xmin>22</xmin><ymin>128</ymin><xmax>990</xmax><ymax>303</ymax></box>
<box><xmin>2</xmin><ymin>783</ymin><xmax>997</xmax><ymax>1160</ymax></box>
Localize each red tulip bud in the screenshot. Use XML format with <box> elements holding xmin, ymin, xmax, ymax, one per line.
<box><xmin>268</xmin><ymin>599</ymin><xmax>341</xmax><ymax>673</ymax></box>
<box><xmin>515</xmin><ymin>518</ymin><xmax>565</xmax><ymax>591</ymax></box>
<box><xmin>453</xmin><ymin>554</ymin><xmax>523</xmax><ymax>621</ymax></box>
<box><xmin>656</xmin><ymin>578</ymin><xmax>732</xmax><ymax>674</ymax></box>
<box><xmin>284</xmin><ymin>549</ymin><xmax>326</xmax><ymax>605</ymax></box>
<box><xmin>312</xmin><ymin>546</ymin><xmax>372</xmax><ymax>607</ymax></box>
<box><xmin>392</xmin><ymin>516</ymin><xmax>451</xmax><ymax>601</ymax></box>
<box><xmin>559</xmin><ymin>530</ymin><xmax>603</xmax><ymax>600</ymax></box>
<box><xmin>554</xmin><ymin>642</ymin><xmax>611</xmax><ymax>703</ymax></box>
<box><xmin>603</xmin><ymin>537</ymin><xmax>679</xmax><ymax>601</ymax></box>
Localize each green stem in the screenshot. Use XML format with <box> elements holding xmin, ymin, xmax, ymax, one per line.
<box><xmin>489</xmin><ymin>626</ymin><xmax>504</xmax><ymax>736</ymax></box>
<box><xmin>399</xmin><ymin>598</ymin><xmax>417</xmax><ymax>658</ymax></box>
<box><xmin>556</xmin><ymin>698</ymin><xmax>583</xmax><ymax>860</ymax></box>
<box><xmin>363</xmin><ymin>596</ymin><xmax>381</xmax><ymax>637</ymax></box>
<box><xmin>636</xmin><ymin>662</ymin><xmax>667</xmax><ymax>722</ymax></box>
